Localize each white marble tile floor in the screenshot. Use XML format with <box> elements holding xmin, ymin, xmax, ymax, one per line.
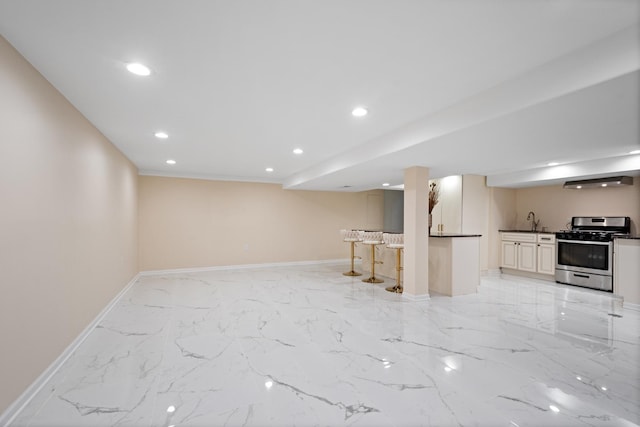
<box><xmin>9</xmin><ymin>263</ymin><xmax>640</xmax><ymax>426</ymax></box>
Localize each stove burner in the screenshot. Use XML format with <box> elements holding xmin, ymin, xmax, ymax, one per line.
<box><xmin>555</xmin><ymin>216</ymin><xmax>631</xmax><ymax>242</ymax></box>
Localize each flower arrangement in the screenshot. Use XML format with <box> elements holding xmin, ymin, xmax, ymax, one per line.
<box><xmin>428</xmin><ymin>181</ymin><xmax>439</xmax><ymax>214</ymax></box>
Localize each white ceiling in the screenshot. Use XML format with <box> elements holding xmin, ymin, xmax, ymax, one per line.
<box><xmin>1</xmin><ymin>0</ymin><xmax>639</xmax><ymax>190</ymax></box>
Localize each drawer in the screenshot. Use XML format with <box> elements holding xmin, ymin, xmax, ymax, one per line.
<box><xmin>537</xmin><ymin>234</ymin><xmax>556</xmax><ymax>244</ymax></box>
<box><xmin>501</xmin><ymin>232</ymin><xmax>537</xmax><ymax>243</ymax></box>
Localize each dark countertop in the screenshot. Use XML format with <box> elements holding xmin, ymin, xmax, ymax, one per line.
<box><xmin>499</xmin><ymin>230</ymin><xmax>639</xmax><ymax>239</ymax></box>
<box><xmin>430</xmin><ymin>232</ymin><xmax>482</xmax><ymax>238</ymax></box>
<box><xmin>367</xmin><ymin>231</ymin><xmax>482</xmax><ymax>238</ymax></box>
<box><xmin>499</xmin><ymin>229</ymin><xmax>558</xmax><ymax>234</ymax></box>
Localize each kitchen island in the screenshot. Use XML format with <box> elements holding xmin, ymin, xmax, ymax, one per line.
<box><xmin>358</xmin><ymin>232</ymin><xmax>481</xmax><ymax>297</ymax></box>
<box><xmin>429</xmin><ymin>233</ymin><xmax>481</xmax><ymax>296</ymax></box>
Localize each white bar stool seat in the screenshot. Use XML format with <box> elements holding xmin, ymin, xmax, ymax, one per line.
<box><xmin>340</xmin><ymin>229</ymin><xmax>364</xmax><ymax>276</ymax></box>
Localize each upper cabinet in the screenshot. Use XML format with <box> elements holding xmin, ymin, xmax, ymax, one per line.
<box><xmin>430</xmin><ymin>175</ymin><xmax>462</xmax><ymax>233</ymax></box>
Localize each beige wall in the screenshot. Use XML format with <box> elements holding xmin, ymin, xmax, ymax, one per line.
<box><xmin>0</xmin><ymin>37</ymin><xmax>138</xmax><ymax>414</ymax></box>
<box><xmin>138</xmin><ymin>176</ymin><xmax>384</xmax><ymax>271</ymax></box>
<box><xmin>514</xmin><ymin>182</ymin><xmax>640</xmax><ymax>235</ymax></box>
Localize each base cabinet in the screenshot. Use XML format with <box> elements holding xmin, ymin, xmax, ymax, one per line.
<box><xmin>501</xmin><ymin>241</ymin><xmax>518</xmax><ymax>269</ymax></box>
<box><xmin>537</xmin><ymin>243</ymin><xmax>555</xmax><ymax>275</ymax></box>
<box><xmin>614</xmin><ymin>239</ymin><xmax>640</xmax><ymax>305</ymax></box>
<box><xmin>518</xmin><ymin>242</ymin><xmax>537</xmax><ymax>272</ymax></box>
<box><xmin>501</xmin><ymin>232</ymin><xmax>555</xmax><ymax>276</ymax></box>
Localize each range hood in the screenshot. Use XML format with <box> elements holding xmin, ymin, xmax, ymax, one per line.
<box><xmin>563</xmin><ymin>176</ymin><xmax>633</xmax><ymax>189</ymax></box>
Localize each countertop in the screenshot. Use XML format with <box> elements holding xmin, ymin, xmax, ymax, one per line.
<box><xmin>499</xmin><ymin>229</ymin><xmax>557</xmax><ymax>234</ymax></box>
<box><xmin>499</xmin><ymin>229</ymin><xmax>640</xmax><ymax>239</ymax></box>
<box><xmin>430</xmin><ymin>232</ymin><xmax>482</xmax><ymax>238</ymax></box>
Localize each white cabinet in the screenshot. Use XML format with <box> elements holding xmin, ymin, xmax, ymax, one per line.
<box><xmin>518</xmin><ymin>242</ymin><xmax>537</xmax><ymax>272</ymax></box>
<box><xmin>501</xmin><ymin>232</ymin><xmax>555</xmax><ymax>276</ymax></box>
<box><xmin>500</xmin><ymin>233</ymin><xmax>537</xmax><ymax>272</ymax></box>
<box><xmin>501</xmin><ymin>241</ymin><xmax>518</xmax><ymax>269</ymax></box>
<box><xmin>614</xmin><ymin>239</ymin><xmax>640</xmax><ymax>305</ymax></box>
<box><xmin>537</xmin><ymin>234</ymin><xmax>556</xmax><ymax>275</ymax></box>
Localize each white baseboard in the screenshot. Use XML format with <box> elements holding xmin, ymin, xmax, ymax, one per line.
<box><xmin>139</xmin><ymin>258</ymin><xmax>354</xmax><ymax>276</ymax></box>
<box><xmin>0</xmin><ymin>274</ymin><xmax>140</xmax><ymax>427</ymax></box>
<box><xmin>623</xmin><ymin>301</ymin><xmax>640</xmax><ymax>312</ymax></box>
<box><xmin>402</xmin><ymin>293</ymin><xmax>431</xmax><ymax>302</ymax></box>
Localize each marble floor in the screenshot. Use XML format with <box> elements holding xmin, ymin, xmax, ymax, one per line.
<box><xmin>9</xmin><ymin>263</ymin><xmax>640</xmax><ymax>427</ymax></box>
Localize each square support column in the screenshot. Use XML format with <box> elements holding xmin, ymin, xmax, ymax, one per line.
<box><xmin>403</xmin><ymin>166</ymin><xmax>429</xmax><ymax>299</ymax></box>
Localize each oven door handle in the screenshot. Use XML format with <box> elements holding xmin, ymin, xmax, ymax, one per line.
<box><xmin>556</xmin><ymin>239</ymin><xmax>611</xmax><ymax>246</ymax></box>
<box><xmin>573</xmin><ymin>273</ymin><xmax>590</xmax><ymax>279</ymax></box>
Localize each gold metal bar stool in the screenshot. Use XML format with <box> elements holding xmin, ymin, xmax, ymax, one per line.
<box><xmin>361</xmin><ymin>231</ymin><xmax>384</xmax><ymax>284</ymax></box>
<box><xmin>341</xmin><ymin>229</ymin><xmax>363</xmax><ymax>276</ymax></box>
<box><xmin>383</xmin><ymin>233</ymin><xmax>404</xmax><ymax>293</ymax></box>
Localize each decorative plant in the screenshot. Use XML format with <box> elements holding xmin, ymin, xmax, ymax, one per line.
<box><xmin>428</xmin><ymin>181</ymin><xmax>439</xmax><ymax>214</ymax></box>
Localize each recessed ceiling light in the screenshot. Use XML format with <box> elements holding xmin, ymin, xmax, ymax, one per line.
<box><xmin>547</xmin><ymin>162</ymin><xmax>559</xmax><ymax>166</ymax></box>
<box><xmin>576</xmin><ymin>185</ymin><xmax>582</xmax><ymax>189</ymax></box>
<box><xmin>154</xmin><ymin>131</ymin><xmax>169</xmax><ymax>139</ymax></box>
<box><xmin>265</xmin><ymin>167</ymin><xmax>274</xmax><ymax>172</ymax></box>
<box><xmin>126</xmin><ymin>62</ymin><xmax>151</xmax><ymax>76</ymax></box>
<box><xmin>382</xmin><ymin>183</ymin><xmax>390</xmax><ymax>187</ymax></box>
<box><xmin>630</xmin><ymin>150</ymin><xmax>640</xmax><ymax>155</ymax></box>
<box><xmin>601</xmin><ymin>183</ymin><xmax>607</xmax><ymax>187</ymax></box>
<box><xmin>166</xmin><ymin>159</ymin><xmax>176</xmax><ymax>165</ymax></box>
<box><xmin>549</xmin><ymin>405</ymin><xmax>560</xmax><ymax>413</ymax></box>
<box><xmin>352</xmin><ymin>106</ymin><xmax>368</xmax><ymax>117</ymax></box>
<box><xmin>293</xmin><ymin>148</ymin><xmax>303</xmax><ymax>155</ymax></box>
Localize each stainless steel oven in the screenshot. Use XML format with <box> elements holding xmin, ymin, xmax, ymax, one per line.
<box><xmin>556</xmin><ymin>239</ymin><xmax>613</xmax><ymax>290</ymax></box>
<box><xmin>555</xmin><ymin>216</ymin><xmax>630</xmax><ymax>292</ymax></box>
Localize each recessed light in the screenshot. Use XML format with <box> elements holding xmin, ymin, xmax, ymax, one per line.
<box><xmin>601</xmin><ymin>183</ymin><xmax>607</xmax><ymax>187</ymax></box>
<box><xmin>293</xmin><ymin>148</ymin><xmax>304</xmax><ymax>155</ymax></box>
<box><xmin>547</xmin><ymin>162</ymin><xmax>559</xmax><ymax>166</ymax></box>
<box><xmin>576</xmin><ymin>185</ymin><xmax>582</xmax><ymax>189</ymax></box>
<box><xmin>382</xmin><ymin>183</ymin><xmax>390</xmax><ymax>187</ymax></box>
<box><xmin>352</xmin><ymin>106</ymin><xmax>368</xmax><ymax>117</ymax></box>
<box><xmin>166</xmin><ymin>159</ymin><xmax>176</xmax><ymax>165</ymax></box>
<box><xmin>154</xmin><ymin>131</ymin><xmax>169</xmax><ymax>139</ymax></box>
<box><xmin>630</xmin><ymin>150</ymin><xmax>640</xmax><ymax>155</ymax></box>
<box><xmin>265</xmin><ymin>167</ymin><xmax>274</xmax><ymax>172</ymax></box>
<box><xmin>126</xmin><ymin>62</ymin><xmax>151</xmax><ymax>76</ymax></box>
<box><xmin>549</xmin><ymin>405</ymin><xmax>560</xmax><ymax>413</ymax></box>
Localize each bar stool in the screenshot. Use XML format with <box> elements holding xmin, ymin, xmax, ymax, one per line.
<box><xmin>361</xmin><ymin>231</ymin><xmax>384</xmax><ymax>284</ymax></box>
<box><xmin>383</xmin><ymin>233</ymin><xmax>404</xmax><ymax>293</ymax></box>
<box><xmin>340</xmin><ymin>229</ymin><xmax>364</xmax><ymax>276</ymax></box>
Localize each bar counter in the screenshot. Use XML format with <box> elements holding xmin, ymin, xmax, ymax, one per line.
<box><xmin>358</xmin><ymin>232</ymin><xmax>481</xmax><ymax>296</ymax></box>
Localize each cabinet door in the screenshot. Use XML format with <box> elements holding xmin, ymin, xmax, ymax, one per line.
<box><xmin>518</xmin><ymin>242</ymin><xmax>537</xmax><ymax>272</ymax></box>
<box><xmin>537</xmin><ymin>244</ymin><xmax>555</xmax><ymax>275</ymax></box>
<box><xmin>501</xmin><ymin>241</ymin><xmax>518</xmax><ymax>269</ymax></box>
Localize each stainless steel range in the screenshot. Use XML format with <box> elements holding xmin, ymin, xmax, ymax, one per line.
<box><xmin>555</xmin><ymin>216</ymin><xmax>630</xmax><ymax>291</ymax></box>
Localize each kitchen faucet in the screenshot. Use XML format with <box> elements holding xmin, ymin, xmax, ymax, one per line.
<box><xmin>527</xmin><ymin>211</ymin><xmax>540</xmax><ymax>232</ymax></box>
